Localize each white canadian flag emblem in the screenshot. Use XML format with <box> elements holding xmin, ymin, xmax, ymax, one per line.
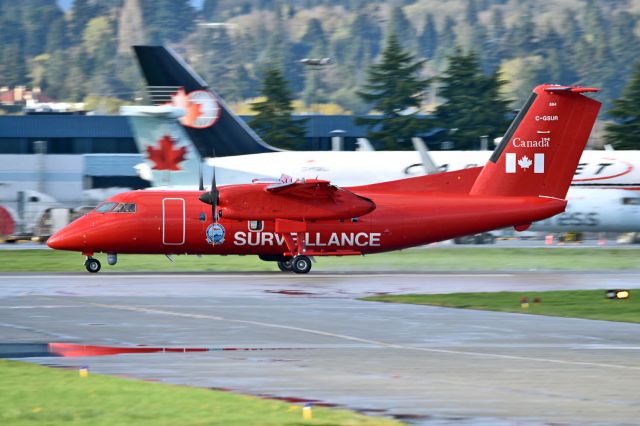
<box><xmin>506</xmin><ymin>153</ymin><xmax>544</xmax><ymax>174</ymax></box>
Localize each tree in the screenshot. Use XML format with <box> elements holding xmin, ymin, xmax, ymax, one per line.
<box><xmin>141</xmin><ymin>0</ymin><xmax>194</xmax><ymax>44</ymax></box>
<box><xmin>604</xmin><ymin>62</ymin><xmax>640</xmax><ymax>149</ymax></box>
<box><xmin>249</xmin><ymin>67</ymin><xmax>308</xmax><ymax>150</ymax></box>
<box><xmin>71</xmin><ymin>0</ymin><xmax>101</xmax><ymax>34</ymax></box>
<box><xmin>385</xmin><ymin>6</ymin><xmax>417</xmax><ymax>52</ymax></box>
<box><xmin>434</xmin><ymin>48</ymin><xmax>511</xmax><ymax>150</ymax></box>
<box><xmin>465</xmin><ymin>0</ymin><xmax>478</xmax><ymax>26</ymax></box>
<box><xmin>46</xmin><ymin>16</ymin><xmax>70</xmax><ymax>53</ymax></box>
<box><xmin>418</xmin><ymin>13</ymin><xmax>438</xmax><ymax>60</ymax></box>
<box><xmin>504</xmin><ymin>10</ymin><xmax>536</xmax><ymax>57</ymax></box>
<box><xmin>23</xmin><ymin>2</ymin><xmax>63</xmax><ymax>57</ymax></box>
<box><xmin>299</xmin><ymin>19</ymin><xmax>329</xmax><ymax>106</ymax></box>
<box><xmin>356</xmin><ymin>33</ymin><xmax>430</xmax><ymax>150</ymax></box>
<box><xmin>435</xmin><ymin>16</ymin><xmax>457</xmax><ymax>64</ymax></box>
<box><xmin>201</xmin><ymin>0</ymin><xmax>219</xmax><ymax>21</ymax></box>
<box><xmin>118</xmin><ymin>0</ymin><xmax>146</xmax><ymax>55</ymax></box>
<box><xmin>193</xmin><ymin>27</ymin><xmax>241</xmax><ymax>101</ymax></box>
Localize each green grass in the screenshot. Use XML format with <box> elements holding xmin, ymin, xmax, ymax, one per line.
<box><xmin>363</xmin><ymin>290</ymin><xmax>640</xmax><ymax>323</ymax></box>
<box><xmin>0</xmin><ymin>247</ymin><xmax>638</xmax><ymax>272</ymax></box>
<box><xmin>0</xmin><ymin>360</ymin><xmax>400</xmax><ymax>426</ymax></box>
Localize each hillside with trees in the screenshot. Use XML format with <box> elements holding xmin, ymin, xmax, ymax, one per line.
<box><xmin>1</xmin><ymin>0</ymin><xmax>639</xmax><ymax>146</ymax></box>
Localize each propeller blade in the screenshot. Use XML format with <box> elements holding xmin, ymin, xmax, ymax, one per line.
<box><xmin>211</xmin><ymin>165</ymin><xmax>219</xmax><ymax>223</ymax></box>
<box><xmin>198</xmin><ymin>161</ymin><xmax>204</xmax><ymax>191</ymax></box>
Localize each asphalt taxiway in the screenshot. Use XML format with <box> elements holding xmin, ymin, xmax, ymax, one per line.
<box><xmin>1</xmin><ymin>272</ymin><xmax>639</xmax><ymax>425</ymax></box>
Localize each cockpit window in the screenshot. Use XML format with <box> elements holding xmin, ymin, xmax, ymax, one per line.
<box><xmin>112</xmin><ymin>203</ymin><xmax>137</xmax><ymax>213</ymax></box>
<box><xmin>95</xmin><ymin>202</ymin><xmax>117</xmax><ymax>213</ymax></box>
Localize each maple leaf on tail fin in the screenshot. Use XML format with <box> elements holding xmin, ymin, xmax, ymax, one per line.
<box><xmin>180</xmin><ymin>101</ymin><xmax>203</xmax><ymax>127</ymax></box>
<box><xmin>146</xmin><ymin>135</ymin><xmax>187</xmax><ymax>170</ymax></box>
<box><xmin>166</xmin><ymin>88</ymin><xmax>204</xmax><ymax>128</ymax></box>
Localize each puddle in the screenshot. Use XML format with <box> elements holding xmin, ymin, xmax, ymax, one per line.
<box><xmin>265</xmin><ymin>289</ymin><xmax>316</xmax><ymax>296</ymax></box>
<box><xmin>1</xmin><ymin>342</ymin><xmax>320</xmax><ymax>358</ymax></box>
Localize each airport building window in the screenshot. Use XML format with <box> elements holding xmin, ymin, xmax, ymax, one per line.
<box><xmin>90</xmin><ymin>138</ymin><xmax>137</xmax><ymax>154</ymax></box>
<box><xmin>0</xmin><ymin>138</ymin><xmax>28</xmax><ymax>153</ymax></box>
<box><xmin>47</xmin><ymin>138</ymin><xmax>75</xmax><ymax>154</ymax></box>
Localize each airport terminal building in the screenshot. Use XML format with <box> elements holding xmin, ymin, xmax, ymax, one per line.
<box><xmin>0</xmin><ymin>114</ymin><xmax>371</xmax><ymax>205</ymax></box>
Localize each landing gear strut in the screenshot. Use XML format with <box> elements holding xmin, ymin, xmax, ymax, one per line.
<box><xmin>84</xmin><ymin>257</ymin><xmax>101</xmax><ymax>273</ymax></box>
<box><xmin>277</xmin><ymin>257</ymin><xmax>293</xmax><ymax>272</ymax></box>
<box><xmin>292</xmin><ymin>255</ymin><xmax>312</xmax><ymax>274</ymax></box>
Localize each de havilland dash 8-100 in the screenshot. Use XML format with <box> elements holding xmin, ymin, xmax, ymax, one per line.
<box><xmin>47</xmin><ymin>84</ymin><xmax>601</xmax><ymax>273</ymax></box>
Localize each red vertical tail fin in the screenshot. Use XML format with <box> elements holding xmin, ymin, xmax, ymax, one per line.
<box><xmin>470</xmin><ymin>85</ymin><xmax>601</xmax><ymax>199</ymax></box>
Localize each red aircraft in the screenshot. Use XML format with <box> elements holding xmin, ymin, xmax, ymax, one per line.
<box><xmin>48</xmin><ymin>85</ymin><xmax>600</xmax><ymax>273</ymax></box>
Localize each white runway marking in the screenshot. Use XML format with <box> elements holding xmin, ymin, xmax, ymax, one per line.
<box><xmin>84</xmin><ymin>301</ymin><xmax>640</xmax><ymax>371</ymax></box>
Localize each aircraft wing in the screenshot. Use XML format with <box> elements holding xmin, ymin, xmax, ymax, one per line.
<box><xmin>220</xmin><ymin>178</ymin><xmax>375</xmax><ymax>221</ymax></box>
<box><xmin>265</xmin><ymin>179</ymin><xmax>337</xmax><ymax>199</ymax></box>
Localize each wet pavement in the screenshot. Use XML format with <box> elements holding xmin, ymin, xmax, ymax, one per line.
<box><xmin>1</xmin><ymin>272</ymin><xmax>639</xmax><ymax>425</ymax></box>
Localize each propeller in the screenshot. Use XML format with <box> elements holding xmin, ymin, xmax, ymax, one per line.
<box><xmin>198</xmin><ymin>165</ymin><xmax>220</xmax><ymax>222</ymax></box>
<box><xmin>198</xmin><ymin>161</ymin><xmax>204</xmax><ymax>191</ymax></box>
<box><xmin>211</xmin><ymin>165</ymin><xmax>219</xmax><ymax>223</ymax></box>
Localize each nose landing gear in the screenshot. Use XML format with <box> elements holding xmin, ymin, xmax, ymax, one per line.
<box><xmin>84</xmin><ymin>257</ymin><xmax>101</xmax><ymax>273</ymax></box>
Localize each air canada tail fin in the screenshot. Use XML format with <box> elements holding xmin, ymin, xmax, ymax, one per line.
<box><xmin>132</xmin><ymin>45</ymin><xmax>279</xmax><ymax>158</ymax></box>
<box><xmin>470</xmin><ymin>84</ymin><xmax>601</xmax><ymax>199</ymax></box>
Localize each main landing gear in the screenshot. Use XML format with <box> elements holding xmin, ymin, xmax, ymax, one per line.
<box><xmin>84</xmin><ymin>257</ymin><xmax>101</xmax><ymax>273</ymax></box>
<box><xmin>277</xmin><ymin>257</ymin><xmax>293</xmax><ymax>272</ymax></box>
<box><xmin>291</xmin><ymin>255</ymin><xmax>312</xmax><ymax>274</ymax></box>
<box><xmin>273</xmin><ymin>255</ymin><xmax>312</xmax><ymax>274</ymax></box>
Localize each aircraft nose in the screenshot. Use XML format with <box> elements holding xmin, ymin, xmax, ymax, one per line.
<box><xmin>47</xmin><ymin>225</ymin><xmax>86</xmax><ymax>251</ymax></box>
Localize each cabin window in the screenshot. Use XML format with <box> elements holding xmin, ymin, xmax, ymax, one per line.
<box><xmin>622</xmin><ymin>197</ymin><xmax>640</xmax><ymax>205</ymax></box>
<box><xmin>248</xmin><ymin>220</ymin><xmax>263</xmax><ymax>232</ymax></box>
<box><xmin>95</xmin><ymin>202</ymin><xmax>117</xmax><ymax>213</ymax></box>
<box><xmin>199</xmin><ymin>212</ymin><xmax>206</xmax><ymax>221</ymax></box>
<box><xmin>112</xmin><ymin>203</ymin><xmax>137</xmax><ymax>213</ymax></box>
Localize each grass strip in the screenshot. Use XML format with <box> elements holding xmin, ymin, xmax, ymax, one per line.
<box><xmin>362</xmin><ymin>289</ymin><xmax>640</xmax><ymax>323</ymax></box>
<box><xmin>0</xmin><ymin>360</ymin><xmax>400</xmax><ymax>426</ymax></box>
<box><xmin>0</xmin><ymin>248</ymin><xmax>638</xmax><ymax>272</ymax></box>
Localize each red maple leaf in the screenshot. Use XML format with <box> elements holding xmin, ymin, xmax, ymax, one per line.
<box><xmin>166</xmin><ymin>88</ymin><xmax>203</xmax><ymax>127</ymax></box>
<box><xmin>180</xmin><ymin>100</ymin><xmax>203</xmax><ymax>127</ymax></box>
<box><xmin>145</xmin><ymin>135</ymin><xmax>187</xmax><ymax>171</ymax></box>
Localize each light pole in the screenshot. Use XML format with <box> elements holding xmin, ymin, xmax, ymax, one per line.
<box><xmin>300</xmin><ymin>57</ymin><xmax>331</xmax><ymax>149</ymax></box>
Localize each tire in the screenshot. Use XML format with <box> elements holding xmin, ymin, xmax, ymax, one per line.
<box><xmin>85</xmin><ymin>258</ymin><xmax>101</xmax><ymax>273</ymax></box>
<box><xmin>292</xmin><ymin>255</ymin><xmax>312</xmax><ymax>274</ymax></box>
<box><xmin>277</xmin><ymin>258</ymin><xmax>293</xmax><ymax>272</ymax></box>
<box><xmin>484</xmin><ymin>233</ymin><xmax>496</xmax><ymax>244</ymax></box>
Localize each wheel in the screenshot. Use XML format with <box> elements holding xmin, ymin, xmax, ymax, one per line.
<box><xmin>292</xmin><ymin>255</ymin><xmax>312</xmax><ymax>274</ymax></box>
<box><xmin>483</xmin><ymin>233</ymin><xmax>496</xmax><ymax>244</ymax></box>
<box><xmin>277</xmin><ymin>258</ymin><xmax>293</xmax><ymax>272</ymax></box>
<box><xmin>85</xmin><ymin>258</ymin><xmax>101</xmax><ymax>273</ymax></box>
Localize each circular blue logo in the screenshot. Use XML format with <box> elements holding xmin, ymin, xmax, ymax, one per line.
<box><xmin>206</xmin><ymin>223</ymin><xmax>225</xmax><ymax>244</ymax></box>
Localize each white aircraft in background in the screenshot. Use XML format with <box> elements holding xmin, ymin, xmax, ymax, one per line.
<box><xmin>126</xmin><ymin>45</ymin><xmax>640</xmax><ymax>234</ymax></box>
